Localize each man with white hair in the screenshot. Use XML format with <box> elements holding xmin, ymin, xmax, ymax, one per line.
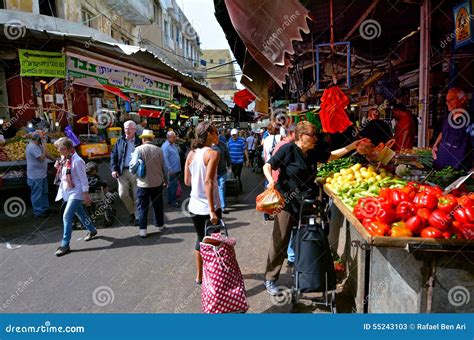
<box><xmin>110</xmin><ymin>120</ymin><xmax>142</xmax><ymax>225</ymax></box>
<box><xmin>162</xmin><ymin>130</ymin><xmax>182</xmax><ymax>207</ymax></box>
<box><xmin>432</xmin><ymin>87</ymin><xmax>472</xmax><ymax>170</ymax></box>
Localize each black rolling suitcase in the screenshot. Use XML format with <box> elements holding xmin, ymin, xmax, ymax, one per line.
<box><xmin>291</xmin><ymin>195</ymin><xmax>336</xmax><ymax>312</ymax></box>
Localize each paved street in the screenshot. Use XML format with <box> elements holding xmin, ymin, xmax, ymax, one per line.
<box><xmin>0</xmin><ymin>167</ymin><xmax>347</xmax><ymax>313</ymax></box>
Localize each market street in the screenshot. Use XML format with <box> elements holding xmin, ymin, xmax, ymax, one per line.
<box><xmin>0</xmin><ymin>167</ymin><xmax>347</xmax><ymax>313</ymax></box>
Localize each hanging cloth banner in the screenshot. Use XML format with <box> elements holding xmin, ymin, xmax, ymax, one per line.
<box><xmin>66</xmin><ymin>53</ymin><xmax>172</xmax><ymax>100</ymax></box>
<box><xmin>19</xmin><ymin>49</ymin><xmax>66</xmax><ymax>78</ymax></box>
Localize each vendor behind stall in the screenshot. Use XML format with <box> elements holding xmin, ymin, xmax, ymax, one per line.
<box><xmin>392</xmin><ymin>104</ymin><xmax>416</xmax><ymax>152</ymax></box>
<box><xmin>359</xmin><ymin>107</ymin><xmax>393</xmax><ymax>146</ymax></box>
<box><xmin>432</xmin><ymin>87</ymin><xmax>473</xmax><ymax>171</ymax></box>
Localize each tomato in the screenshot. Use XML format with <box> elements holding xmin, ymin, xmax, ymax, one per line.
<box><xmin>428</xmin><ymin>209</ymin><xmax>452</xmax><ymax>231</ymax></box>
<box><xmin>437</xmin><ymin>194</ymin><xmax>458</xmax><ymax>214</ymax></box>
<box><xmin>396</xmin><ymin>201</ymin><xmax>416</xmax><ymax>221</ymax></box>
<box><xmin>390</xmin><ymin>226</ymin><xmax>413</xmax><ymax>237</ymax></box>
<box><xmin>405</xmin><ymin>215</ymin><xmax>423</xmax><ymax>234</ymax></box>
<box><xmin>413</xmin><ymin>192</ymin><xmax>438</xmax><ymax>211</ymax></box>
<box><xmin>420</xmin><ymin>227</ymin><xmax>444</xmax><ymax>239</ymax></box>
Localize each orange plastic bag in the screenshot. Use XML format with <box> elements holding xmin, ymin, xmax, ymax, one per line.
<box><xmin>256</xmin><ymin>187</ymin><xmax>285</xmax><ymax>215</ymax></box>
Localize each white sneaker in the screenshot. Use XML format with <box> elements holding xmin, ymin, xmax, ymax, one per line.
<box><xmin>138</xmin><ymin>229</ymin><xmax>147</xmax><ymax>238</ymax></box>
<box><xmin>156</xmin><ymin>225</ymin><xmax>165</xmax><ymax>233</ymax></box>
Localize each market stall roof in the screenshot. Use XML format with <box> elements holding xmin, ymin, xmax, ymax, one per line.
<box><xmin>0</xmin><ymin>27</ymin><xmax>228</xmax><ymax>113</ymax></box>
<box><xmin>215</xmin><ymin>0</ymin><xmax>422</xmax><ymax>96</ymax></box>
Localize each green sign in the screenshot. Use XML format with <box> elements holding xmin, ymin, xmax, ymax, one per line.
<box><xmin>19</xmin><ymin>49</ymin><xmax>66</xmax><ymax>78</ymax></box>
<box><xmin>170</xmin><ymin>112</ymin><xmax>177</xmax><ymax>120</ymax></box>
<box><xmin>66</xmin><ymin>55</ymin><xmax>172</xmax><ymax>100</ymax></box>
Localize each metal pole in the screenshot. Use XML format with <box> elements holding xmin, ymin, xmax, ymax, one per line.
<box><xmin>418</xmin><ymin>0</ymin><xmax>431</xmax><ymax>147</ymax></box>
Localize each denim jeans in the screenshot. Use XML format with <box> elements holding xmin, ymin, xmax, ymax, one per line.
<box><xmin>217</xmin><ymin>173</ymin><xmax>227</xmax><ymax>210</ymax></box>
<box><xmin>167</xmin><ymin>172</ymin><xmax>180</xmax><ymax>204</ymax></box>
<box><xmin>27</xmin><ymin>177</ymin><xmax>49</xmax><ymax>216</ymax></box>
<box><xmin>137</xmin><ymin>185</ymin><xmax>164</xmax><ymax>230</ymax></box>
<box><xmin>287</xmin><ymin>229</ymin><xmax>295</xmax><ymax>263</ymax></box>
<box><xmin>62</xmin><ymin>199</ymin><xmax>97</xmax><ymax>247</ymax></box>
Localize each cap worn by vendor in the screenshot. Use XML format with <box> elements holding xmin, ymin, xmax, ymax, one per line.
<box><xmin>231</xmin><ymin>128</ymin><xmax>239</xmax><ymax>135</ymax></box>
<box><xmin>139</xmin><ymin>129</ymin><xmax>155</xmax><ymax>139</ymax></box>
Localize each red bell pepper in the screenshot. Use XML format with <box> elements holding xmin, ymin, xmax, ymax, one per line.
<box><xmin>453</xmin><ymin>206</ymin><xmax>474</xmax><ymax>224</ymax></box>
<box><xmin>376</xmin><ymin>197</ymin><xmax>393</xmax><ymax>211</ymax></box>
<box><xmin>396</xmin><ymin>201</ymin><xmax>416</xmax><ymax>221</ymax></box>
<box><xmin>420</xmin><ymin>226</ymin><xmax>444</xmax><ymax>239</ymax></box>
<box><xmin>379</xmin><ymin>187</ymin><xmax>392</xmax><ymax>203</ymax></box>
<box><xmin>413</xmin><ymin>192</ymin><xmax>438</xmax><ymax>211</ymax></box>
<box><xmin>401</xmin><ymin>183</ymin><xmax>418</xmax><ymax>200</ymax></box>
<box><xmin>419</xmin><ymin>185</ymin><xmax>443</xmax><ymax>197</ymax></box>
<box><xmin>442</xmin><ymin>231</ymin><xmax>452</xmax><ymax>239</ymax></box>
<box><xmin>437</xmin><ymin>194</ymin><xmax>458</xmax><ymax>214</ymax></box>
<box><xmin>447</xmin><ymin>222</ymin><xmax>466</xmax><ymax>240</ymax></box>
<box><xmin>460</xmin><ymin>223</ymin><xmax>474</xmax><ymax>240</ymax></box>
<box><xmin>457</xmin><ymin>195</ymin><xmax>474</xmax><ymax>209</ymax></box>
<box><xmin>417</xmin><ymin>208</ymin><xmax>431</xmax><ymax>224</ymax></box>
<box><xmin>353</xmin><ymin>204</ymin><xmax>365</xmax><ymax>221</ymax></box>
<box><xmin>376</xmin><ymin>208</ymin><xmax>397</xmax><ymax>225</ymax></box>
<box><xmin>354</xmin><ymin>197</ymin><xmax>382</xmax><ymax>220</ymax></box>
<box><xmin>390</xmin><ymin>226</ymin><xmax>413</xmax><ymax>238</ymax></box>
<box><xmin>391</xmin><ymin>189</ymin><xmax>410</xmax><ymax>206</ymax></box>
<box><xmin>365</xmin><ymin>219</ymin><xmax>390</xmax><ymax>236</ymax></box>
<box><xmin>428</xmin><ymin>209</ymin><xmax>452</xmax><ymax>230</ymax></box>
<box><xmin>405</xmin><ymin>215</ymin><xmax>423</xmax><ymax>234</ymax></box>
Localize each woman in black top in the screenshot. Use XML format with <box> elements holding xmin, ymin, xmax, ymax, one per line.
<box><xmin>261</xmin><ymin>121</ymin><xmax>317</xmax><ymax>295</ymax></box>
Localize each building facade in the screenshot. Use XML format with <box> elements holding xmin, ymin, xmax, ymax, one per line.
<box><xmin>202</xmin><ymin>49</ymin><xmax>237</xmax><ymax>101</ymax></box>
<box><xmin>0</xmin><ymin>0</ymin><xmax>206</xmax><ymax>82</ymax></box>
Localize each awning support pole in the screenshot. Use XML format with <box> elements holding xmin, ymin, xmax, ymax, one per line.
<box><xmin>418</xmin><ymin>0</ymin><xmax>431</xmax><ymax>147</ymax></box>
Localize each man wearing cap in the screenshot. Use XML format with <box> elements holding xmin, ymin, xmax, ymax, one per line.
<box><xmin>162</xmin><ymin>130</ymin><xmax>182</xmax><ymax>208</ymax></box>
<box><xmin>26</xmin><ymin>133</ymin><xmax>55</xmax><ymax>217</ymax></box>
<box><xmin>227</xmin><ymin>128</ymin><xmax>248</xmax><ymax>191</ymax></box>
<box><xmin>110</xmin><ymin>120</ymin><xmax>141</xmax><ymax>225</ymax></box>
<box><xmin>130</xmin><ymin>129</ymin><xmax>168</xmax><ymax>238</ymax></box>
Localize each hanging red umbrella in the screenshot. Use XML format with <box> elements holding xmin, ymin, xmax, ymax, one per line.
<box><xmin>233</xmin><ymin>88</ymin><xmax>255</xmax><ymax>109</ymax></box>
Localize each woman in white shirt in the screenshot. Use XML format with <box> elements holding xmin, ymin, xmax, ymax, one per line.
<box><xmin>184</xmin><ymin>122</ymin><xmax>221</xmax><ymax>284</ymax></box>
<box><xmin>263</xmin><ymin>123</ymin><xmax>282</xmax><ymax>163</ymax></box>
<box><xmin>54</xmin><ymin>137</ymin><xmax>98</xmax><ymax>257</ymax></box>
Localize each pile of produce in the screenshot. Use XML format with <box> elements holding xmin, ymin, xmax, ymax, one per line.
<box><xmin>316</xmin><ymin>155</ymin><xmax>363</xmax><ymax>178</ymax></box>
<box><xmin>4</xmin><ymin>140</ymin><xmax>27</xmax><ymax>161</ymax></box>
<box><xmin>325</xmin><ymin>163</ymin><xmax>406</xmax><ymax>207</ymax></box>
<box><xmin>46</xmin><ymin>143</ymin><xmax>60</xmax><ymax>158</ymax></box>
<box><xmin>353</xmin><ymin>182</ymin><xmax>474</xmax><ymax>239</ymax></box>
<box><xmin>426</xmin><ymin>166</ymin><xmax>466</xmax><ymax>188</ymax></box>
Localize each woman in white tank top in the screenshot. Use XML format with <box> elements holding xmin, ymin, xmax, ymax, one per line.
<box><xmin>184</xmin><ymin>121</ymin><xmax>221</xmax><ymax>284</ymax></box>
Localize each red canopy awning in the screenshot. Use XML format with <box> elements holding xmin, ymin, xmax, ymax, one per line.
<box><xmin>138</xmin><ymin>108</ymin><xmax>162</xmax><ymax>118</ymax></box>
<box><xmin>72</xmin><ymin>77</ymin><xmax>130</xmax><ymax>102</ymax></box>
<box><xmin>233</xmin><ymin>89</ymin><xmax>255</xmax><ymax>109</ymax></box>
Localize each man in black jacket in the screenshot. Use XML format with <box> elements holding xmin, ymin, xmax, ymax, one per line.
<box><xmin>110</xmin><ymin>120</ymin><xmax>141</xmax><ymax>225</ymax></box>
<box><xmin>359</xmin><ymin>107</ymin><xmax>393</xmax><ymax>146</ymax></box>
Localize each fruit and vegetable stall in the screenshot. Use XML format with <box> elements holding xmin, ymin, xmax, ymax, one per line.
<box><xmin>317</xmin><ymin>153</ymin><xmax>474</xmax><ymax>313</ymax></box>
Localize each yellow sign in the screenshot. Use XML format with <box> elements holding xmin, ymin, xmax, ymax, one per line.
<box><xmin>19</xmin><ymin>49</ymin><xmax>66</xmax><ymax>78</ymax></box>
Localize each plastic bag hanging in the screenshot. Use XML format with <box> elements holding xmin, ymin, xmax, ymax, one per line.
<box><xmin>319</xmin><ymin>85</ymin><xmax>352</xmax><ymax>134</ymax></box>
<box><xmin>256</xmin><ymin>187</ymin><xmax>285</xmax><ymax>215</ymax></box>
